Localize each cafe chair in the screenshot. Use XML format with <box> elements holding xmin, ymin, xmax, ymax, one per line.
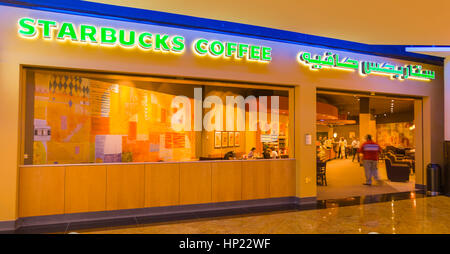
<box><xmin>387</xmin><ymin>152</ymin><xmax>412</xmax><ymax>170</ymax></box>
<box><xmin>316</xmin><ymin>161</ymin><xmax>327</xmax><ymax>186</ymax></box>
<box><xmin>384</xmin><ymin>158</ymin><xmax>410</xmax><ymax>182</ymax></box>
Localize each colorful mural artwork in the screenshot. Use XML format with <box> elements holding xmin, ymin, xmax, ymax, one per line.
<box><xmin>33</xmin><ymin>73</ymin><xmax>196</xmax><ymax>164</ymax></box>
<box><xmin>30</xmin><ymin>70</ymin><xmax>290</xmax><ymax>165</ymax></box>
<box><xmin>376</xmin><ymin>122</ymin><xmax>415</xmax><ymax>148</ymax></box>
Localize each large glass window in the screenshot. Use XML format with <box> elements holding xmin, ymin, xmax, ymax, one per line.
<box><xmin>23</xmin><ymin>68</ymin><xmax>292</xmax><ymax>165</ymax></box>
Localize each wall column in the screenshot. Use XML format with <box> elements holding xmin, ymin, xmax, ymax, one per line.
<box><xmin>445</xmin><ymin>58</ymin><xmax>450</xmax><ymax>141</ymax></box>
<box><xmin>0</xmin><ymin>62</ymin><xmax>20</xmax><ymax>230</ymax></box>
<box><xmin>328</xmin><ymin>127</ymin><xmax>334</xmax><ymax>139</ymax></box>
<box><xmin>359</xmin><ymin>97</ymin><xmax>376</xmax><ymax>142</ymax></box>
<box><xmin>414</xmin><ymin>99</ymin><xmax>424</xmax><ymax>187</ymax></box>
<box><xmin>295</xmin><ymin>85</ymin><xmax>316</xmax><ymax>199</ymax></box>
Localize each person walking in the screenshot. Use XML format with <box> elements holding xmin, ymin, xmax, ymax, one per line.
<box><xmin>351</xmin><ymin>138</ymin><xmax>360</xmax><ymax>162</ymax></box>
<box><xmin>358</xmin><ymin>134</ymin><xmax>382</xmax><ymax>186</ymax></box>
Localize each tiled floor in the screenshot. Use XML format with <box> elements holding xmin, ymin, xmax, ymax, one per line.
<box><xmin>72</xmin><ymin>194</ymin><xmax>450</xmax><ymax>234</ymax></box>
<box><xmin>317</xmin><ymin>158</ymin><xmax>415</xmax><ymax>200</ymax></box>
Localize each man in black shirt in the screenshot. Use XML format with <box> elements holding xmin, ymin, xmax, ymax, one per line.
<box><xmin>224</xmin><ymin>151</ymin><xmax>235</xmax><ymax>160</ymax></box>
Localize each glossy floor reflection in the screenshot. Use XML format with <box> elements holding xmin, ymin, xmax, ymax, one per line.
<box><xmin>75</xmin><ymin>195</ymin><xmax>450</xmax><ymax>234</ymax></box>
<box><xmin>317</xmin><ymin>158</ymin><xmax>415</xmax><ymax>200</ymax></box>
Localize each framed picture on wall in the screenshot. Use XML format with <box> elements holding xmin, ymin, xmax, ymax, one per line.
<box><xmin>234</xmin><ymin>132</ymin><xmax>240</xmax><ymax>147</ymax></box>
<box><xmin>222</xmin><ymin>132</ymin><xmax>229</xmax><ymax>147</ymax></box>
<box><xmin>228</xmin><ymin>131</ymin><xmax>235</xmax><ymax>147</ymax></box>
<box><xmin>214</xmin><ymin>131</ymin><xmax>222</xmax><ymax>148</ymax></box>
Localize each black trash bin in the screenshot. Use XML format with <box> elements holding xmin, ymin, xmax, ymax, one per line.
<box><xmin>426</xmin><ymin>164</ymin><xmax>442</xmax><ymax>196</ymax></box>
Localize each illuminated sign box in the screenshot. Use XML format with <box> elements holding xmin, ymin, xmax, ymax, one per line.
<box><xmin>297</xmin><ymin>51</ymin><xmax>435</xmax><ymax>81</ymax></box>
<box><xmin>17</xmin><ymin>17</ymin><xmax>436</xmax><ymax>80</ymax></box>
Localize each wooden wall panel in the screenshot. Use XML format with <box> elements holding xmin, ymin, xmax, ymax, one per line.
<box><xmin>19</xmin><ymin>166</ymin><xmax>65</xmax><ymax>217</ymax></box>
<box><xmin>211</xmin><ymin>161</ymin><xmax>242</xmax><ymax>202</ymax></box>
<box><xmin>241</xmin><ymin>161</ymin><xmax>270</xmax><ymax>200</ymax></box>
<box><xmin>269</xmin><ymin>160</ymin><xmax>296</xmax><ymax>197</ymax></box>
<box><xmin>106</xmin><ymin>164</ymin><xmax>145</xmax><ymax>210</ymax></box>
<box><xmin>65</xmin><ymin>165</ymin><xmax>106</xmax><ymax>213</ymax></box>
<box><xmin>179</xmin><ymin>162</ymin><xmax>211</xmax><ymax>205</ymax></box>
<box><xmin>144</xmin><ymin>163</ymin><xmax>180</xmax><ymax>207</ymax></box>
<box><xmin>17</xmin><ymin>160</ymin><xmax>296</xmax><ymax>218</ymax></box>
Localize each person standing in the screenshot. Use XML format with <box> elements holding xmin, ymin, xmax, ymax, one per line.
<box><xmin>270</xmin><ymin>149</ymin><xmax>278</xmax><ymax>159</ymax></box>
<box><xmin>324</xmin><ymin>138</ymin><xmax>332</xmax><ymax>149</ymax></box>
<box><xmin>351</xmin><ymin>138</ymin><xmax>360</xmax><ymax>162</ymax></box>
<box><xmin>338</xmin><ymin>137</ymin><xmax>346</xmax><ymax>159</ymax></box>
<box><xmin>358</xmin><ymin>135</ymin><xmax>382</xmax><ymax>186</ymax></box>
<box><xmin>263</xmin><ymin>148</ymin><xmax>271</xmax><ymax>159</ymax></box>
<box><xmin>343</xmin><ymin>138</ymin><xmax>348</xmax><ymax>159</ymax></box>
<box><xmin>224</xmin><ymin>151</ymin><xmax>235</xmax><ymax>160</ymax></box>
<box><xmin>248</xmin><ymin>147</ymin><xmax>256</xmax><ymax>159</ymax></box>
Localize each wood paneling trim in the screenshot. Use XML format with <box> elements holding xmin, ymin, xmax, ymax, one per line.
<box><xmin>19</xmin><ymin>166</ymin><xmax>65</xmax><ymax>217</ymax></box>
<box><xmin>241</xmin><ymin>161</ymin><xmax>270</xmax><ymax>200</ymax></box>
<box><xmin>179</xmin><ymin>162</ymin><xmax>212</xmax><ymax>205</ymax></box>
<box><xmin>144</xmin><ymin>163</ymin><xmax>180</xmax><ymax>207</ymax></box>
<box><xmin>211</xmin><ymin>161</ymin><xmax>242</xmax><ymax>202</ymax></box>
<box><xmin>269</xmin><ymin>160</ymin><xmax>296</xmax><ymax>197</ymax></box>
<box><xmin>18</xmin><ymin>159</ymin><xmax>296</xmax><ymax>218</ymax></box>
<box><xmin>64</xmin><ymin>165</ymin><xmax>106</xmax><ymax>213</ymax></box>
<box><xmin>106</xmin><ymin>164</ymin><xmax>145</xmax><ymax>210</ymax></box>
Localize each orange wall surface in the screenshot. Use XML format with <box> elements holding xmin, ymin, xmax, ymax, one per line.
<box><xmin>90</xmin><ymin>0</ymin><xmax>450</xmax><ymax>44</ymax></box>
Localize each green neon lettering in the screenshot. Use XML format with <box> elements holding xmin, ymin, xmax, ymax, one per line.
<box><xmin>119</xmin><ymin>30</ymin><xmax>136</xmax><ymax>47</ymax></box>
<box><xmin>18</xmin><ymin>17</ymin><xmax>36</xmax><ymax>37</ymax></box>
<box><xmin>261</xmin><ymin>47</ymin><xmax>272</xmax><ymax>61</ymax></box>
<box><xmin>100</xmin><ymin>27</ymin><xmax>117</xmax><ymax>44</ymax></box>
<box><xmin>194</xmin><ymin>39</ymin><xmax>208</xmax><ymax>55</ymax></box>
<box><xmin>171</xmin><ymin>36</ymin><xmax>185</xmax><ymax>52</ymax></box>
<box><xmin>37</xmin><ymin>19</ymin><xmax>56</xmax><ymax>38</ymax></box>
<box><xmin>57</xmin><ymin>22</ymin><xmax>78</xmax><ymax>41</ymax></box>
<box><xmin>155</xmin><ymin>34</ymin><xmax>170</xmax><ymax>51</ymax></box>
<box><xmin>209</xmin><ymin>41</ymin><xmax>224</xmax><ymax>56</ymax></box>
<box><xmin>225</xmin><ymin>42</ymin><xmax>237</xmax><ymax>57</ymax></box>
<box><xmin>138</xmin><ymin>32</ymin><xmax>152</xmax><ymax>49</ymax></box>
<box><xmin>249</xmin><ymin>46</ymin><xmax>261</xmax><ymax>60</ymax></box>
<box><xmin>238</xmin><ymin>44</ymin><xmax>249</xmax><ymax>58</ymax></box>
<box><xmin>80</xmin><ymin>25</ymin><xmax>97</xmax><ymax>43</ymax></box>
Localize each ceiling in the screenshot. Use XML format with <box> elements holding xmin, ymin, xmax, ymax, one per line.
<box><xmin>317</xmin><ymin>93</ymin><xmax>414</xmax><ymax>118</ymax></box>
<box><xmin>88</xmin><ymin>0</ymin><xmax>450</xmax><ymax>45</ymax></box>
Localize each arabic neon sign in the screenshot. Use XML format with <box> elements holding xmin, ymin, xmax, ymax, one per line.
<box><xmin>298</xmin><ymin>51</ymin><xmax>435</xmax><ymax>81</ymax></box>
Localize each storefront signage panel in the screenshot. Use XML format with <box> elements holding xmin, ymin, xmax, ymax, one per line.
<box><xmin>17</xmin><ymin>17</ymin><xmax>436</xmax><ymax>79</ymax></box>
<box><xmin>298</xmin><ymin>51</ymin><xmax>435</xmax><ymax>81</ymax></box>
<box><xmin>17</xmin><ymin>17</ymin><xmax>272</xmax><ymax>63</ymax></box>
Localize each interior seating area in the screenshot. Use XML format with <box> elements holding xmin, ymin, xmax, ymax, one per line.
<box><xmin>384</xmin><ymin>145</ymin><xmax>415</xmax><ymax>182</ymax></box>
<box><xmin>315</xmin><ymin>92</ymin><xmax>417</xmax><ymax>200</ymax></box>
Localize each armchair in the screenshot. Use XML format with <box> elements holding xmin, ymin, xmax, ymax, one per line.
<box><xmin>385</xmin><ymin>158</ymin><xmax>410</xmax><ymax>182</ymax></box>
